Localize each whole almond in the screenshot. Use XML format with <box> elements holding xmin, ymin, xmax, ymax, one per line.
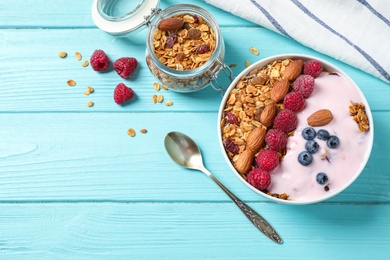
<box><xmin>283</xmin><ymin>59</ymin><xmax>303</xmax><ymax>81</ymax></box>
<box><xmin>307</xmin><ymin>109</ymin><xmax>333</xmax><ymax>126</ymax></box>
<box><xmin>246</xmin><ymin>126</ymin><xmax>266</xmax><ymax>153</ymax></box>
<box><xmin>260</xmin><ymin>102</ymin><xmax>277</xmax><ymax>127</ymax></box>
<box><xmin>234</xmin><ymin>149</ymin><xmax>254</xmax><ymax>174</ymax></box>
<box><xmin>158</xmin><ymin>18</ymin><xmax>184</xmax><ymax>31</ymax></box>
<box><xmin>270</xmin><ymin>79</ymin><xmax>289</xmax><ymax>102</ymax></box>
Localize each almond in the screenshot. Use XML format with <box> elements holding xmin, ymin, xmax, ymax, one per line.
<box><xmin>283</xmin><ymin>59</ymin><xmax>303</xmax><ymax>81</ymax></box>
<box><xmin>307</xmin><ymin>109</ymin><xmax>333</xmax><ymax>126</ymax></box>
<box><xmin>246</xmin><ymin>126</ymin><xmax>266</xmax><ymax>153</ymax></box>
<box><xmin>260</xmin><ymin>102</ymin><xmax>277</xmax><ymax>127</ymax></box>
<box><xmin>234</xmin><ymin>149</ymin><xmax>254</xmax><ymax>174</ymax></box>
<box><xmin>270</xmin><ymin>79</ymin><xmax>289</xmax><ymax>102</ymax></box>
<box><xmin>158</xmin><ymin>18</ymin><xmax>184</xmax><ymax>31</ymax></box>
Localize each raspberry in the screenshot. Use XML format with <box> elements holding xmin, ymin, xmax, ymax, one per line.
<box><xmin>114</xmin><ymin>57</ymin><xmax>138</xmax><ymax>79</ymax></box>
<box><xmin>283</xmin><ymin>92</ymin><xmax>305</xmax><ymax>111</ymax></box>
<box><xmin>90</xmin><ymin>49</ymin><xmax>110</xmax><ymax>72</ymax></box>
<box><xmin>265</xmin><ymin>129</ymin><xmax>287</xmax><ymax>152</ymax></box>
<box><xmin>293</xmin><ymin>75</ymin><xmax>315</xmax><ymax>98</ymax></box>
<box><xmin>304</xmin><ymin>59</ymin><xmax>323</xmax><ymax>78</ymax></box>
<box><xmin>256</xmin><ymin>149</ymin><xmax>279</xmax><ymax>172</ymax></box>
<box><xmin>247</xmin><ymin>168</ymin><xmax>271</xmax><ymax>190</ymax></box>
<box><xmin>113</xmin><ymin>83</ymin><xmax>135</xmax><ymax>105</ymax></box>
<box><xmin>274</xmin><ymin>109</ymin><xmax>298</xmax><ymax>133</ymax></box>
<box><xmin>225</xmin><ymin>112</ymin><xmax>239</xmax><ymax>125</ymax></box>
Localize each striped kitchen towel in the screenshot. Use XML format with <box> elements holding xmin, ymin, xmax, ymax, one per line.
<box><xmin>205</xmin><ymin>0</ymin><xmax>390</xmax><ymax>83</ymax></box>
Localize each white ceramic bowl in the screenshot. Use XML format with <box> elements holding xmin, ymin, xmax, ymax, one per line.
<box><xmin>217</xmin><ymin>54</ymin><xmax>374</xmax><ymax>204</ymax></box>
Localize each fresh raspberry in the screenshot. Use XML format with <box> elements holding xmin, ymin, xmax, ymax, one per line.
<box><xmin>292</xmin><ymin>75</ymin><xmax>315</xmax><ymax>98</ymax></box>
<box><xmin>265</xmin><ymin>129</ymin><xmax>287</xmax><ymax>152</ymax></box>
<box><xmin>255</xmin><ymin>149</ymin><xmax>279</xmax><ymax>172</ymax></box>
<box><xmin>274</xmin><ymin>109</ymin><xmax>298</xmax><ymax>133</ymax></box>
<box><xmin>225</xmin><ymin>111</ymin><xmax>239</xmax><ymax>125</ymax></box>
<box><xmin>114</xmin><ymin>57</ymin><xmax>138</xmax><ymax>79</ymax></box>
<box><xmin>247</xmin><ymin>168</ymin><xmax>271</xmax><ymax>190</ymax></box>
<box><xmin>304</xmin><ymin>59</ymin><xmax>323</xmax><ymax>78</ymax></box>
<box><xmin>113</xmin><ymin>83</ymin><xmax>135</xmax><ymax>105</ymax></box>
<box><xmin>90</xmin><ymin>49</ymin><xmax>110</xmax><ymax>72</ymax></box>
<box><xmin>283</xmin><ymin>92</ymin><xmax>305</xmax><ymax>111</ymax></box>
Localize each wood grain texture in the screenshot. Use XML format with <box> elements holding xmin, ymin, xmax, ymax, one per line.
<box><xmin>0</xmin><ymin>28</ymin><xmax>388</xmax><ymax>112</ymax></box>
<box><xmin>1</xmin><ymin>203</ymin><xmax>389</xmax><ymax>259</ymax></box>
<box><xmin>0</xmin><ymin>112</ymin><xmax>389</xmax><ymax>203</ymax></box>
<box><xmin>0</xmin><ymin>0</ymin><xmax>389</xmax><ymax>259</ymax></box>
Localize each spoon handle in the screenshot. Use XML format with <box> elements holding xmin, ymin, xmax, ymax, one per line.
<box><xmin>207</xmin><ymin>173</ymin><xmax>283</xmax><ymax>244</ymax></box>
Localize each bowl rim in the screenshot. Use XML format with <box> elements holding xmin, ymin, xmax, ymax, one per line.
<box><xmin>217</xmin><ymin>53</ymin><xmax>374</xmax><ymax>205</ymax></box>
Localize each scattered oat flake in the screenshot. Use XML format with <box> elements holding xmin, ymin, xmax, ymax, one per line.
<box><xmin>250</xmin><ymin>47</ymin><xmax>259</xmax><ymax>55</ymax></box>
<box><xmin>82</xmin><ymin>60</ymin><xmax>89</xmax><ymax>67</ymax></box>
<box><xmin>229</xmin><ymin>64</ymin><xmax>237</xmax><ymax>68</ymax></box>
<box><xmin>75</xmin><ymin>52</ymin><xmax>82</xmax><ymax>61</ymax></box>
<box><xmin>127</xmin><ymin>128</ymin><xmax>136</xmax><ymax>137</ymax></box>
<box><xmin>153</xmin><ymin>83</ymin><xmax>161</xmax><ymax>91</ymax></box>
<box><xmin>67</xmin><ymin>79</ymin><xmax>76</xmax><ymax>87</ymax></box>
<box><xmin>87</xmin><ymin>101</ymin><xmax>94</xmax><ymax>107</ymax></box>
<box><xmin>165</xmin><ymin>100</ymin><xmax>173</xmax><ymax>106</ymax></box>
<box><xmin>152</xmin><ymin>94</ymin><xmax>158</xmax><ymax>104</ymax></box>
<box><xmin>140</xmin><ymin>129</ymin><xmax>148</xmax><ymax>134</ymax></box>
<box><xmin>84</xmin><ymin>86</ymin><xmax>94</xmax><ymax>95</ymax></box>
<box><xmin>58</xmin><ymin>52</ymin><xmax>67</xmax><ymax>58</ymax></box>
<box><xmin>245</xmin><ymin>60</ymin><xmax>250</xmax><ymax>67</ymax></box>
<box><xmin>157</xmin><ymin>94</ymin><xmax>164</xmax><ymax>103</ymax></box>
<box><xmin>161</xmin><ymin>85</ymin><xmax>169</xmax><ymax>91</ymax></box>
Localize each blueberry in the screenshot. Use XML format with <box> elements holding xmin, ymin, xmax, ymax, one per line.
<box><xmin>302</xmin><ymin>127</ymin><xmax>316</xmax><ymax>140</ymax></box>
<box><xmin>317</xmin><ymin>129</ymin><xmax>330</xmax><ymax>140</ymax></box>
<box><xmin>305</xmin><ymin>140</ymin><xmax>320</xmax><ymax>154</ymax></box>
<box><xmin>298</xmin><ymin>151</ymin><xmax>313</xmax><ymax>166</ymax></box>
<box><xmin>327</xmin><ymin>135</ymin><xmax>340</xmax><ymax>149</ymax></box>
<box><xmin>316</xmin><ymin>172</ymin><xmax>329</xmax><ymax>185</ymax></box>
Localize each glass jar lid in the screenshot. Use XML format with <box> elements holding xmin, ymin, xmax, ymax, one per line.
<box><xmin>91</xmin><ymin>0</ymin><xmax>160</xmax><ymax>35</ymax></box>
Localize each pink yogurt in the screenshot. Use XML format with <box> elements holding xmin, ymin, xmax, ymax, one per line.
<box><xmin>268</xmin><ymin>72</ymin><xmax>371</xmax><ymax>202</ymax></box>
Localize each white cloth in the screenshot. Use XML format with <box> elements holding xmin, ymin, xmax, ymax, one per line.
<box><xmin>205</xmin><ymin>0</ymin><xmax>390</xmax><ymax>83</ymax></box>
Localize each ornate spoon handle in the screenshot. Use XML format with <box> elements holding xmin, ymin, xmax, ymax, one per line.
<box><xmin>207</xmin><ymin>171</ymin><xmax>283</xmax><ymax>244</ymax></box>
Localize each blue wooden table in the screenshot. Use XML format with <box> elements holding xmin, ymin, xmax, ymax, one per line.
<box><xmin>1</xmin><ymin>0</ymin><xmax>389</xmax><ymax>259</ymax></box>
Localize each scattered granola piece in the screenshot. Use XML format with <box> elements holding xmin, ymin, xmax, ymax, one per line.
<box><xmin>75</xmin><ymin>52</ymin><xmax>82</xmax><ymax>61</ymax></box>
<box><xmin>82</xmin><ymin>60</ymin><xmax>89</xmax><ymax>67</ymax></box>
<box><xmin>84</xmin><ymin>86</ymin><xmax>94</xmax><ymax>95</ymax></box>
<box><xmin>250</xmin><ymin>47</ymin><xmax>259</xmax><ymax>56</ymax></box>
<box><xmin>157</xmin><ymin>94</ymin><xmax>164</xmax><ymax>103</ymax></box>
<box><xmin>87</xmin><ymin>101</ymin><xmax>94</xmax><ymax>107</ymax></box>
<box><xmin>161</xmin><ymin>85</ymin><xmax>169</xmax><ymax>91</ymax></box>
<box><xmin>67</xmin><ymin>79</ymin><xmax>76</xmax><ymax>87</ymax></box>
<box><xmin>127</xmin><ymin>128</ymin><xmax>136</xmax><ymax>137</ymax></box>
<box><xmin>245</xmin><ymin>60</ymin><xmax>251</xmax><ymax>67</ymax></box>
<box><xmin>153</xmin><ymin>83</ymin><xmax>161</xmax><ymax>91</ymax></box>
<box><xmin>140</xmin><ymin>129</ymin><xmax>148</xmax><ymax>134</ymax></box>
<box><xmin>58</xmin><ymin>52</ymin><xmax>67</xmax><ymax>58</ymax></box>
<box><xmin>229</xmin><ymin>64</ymin><xmax>237</xmax><ymax>68</ymax></box>
<box><xmin>165</xmin><ymin>100</ymin><xmax>173</xmax><ymax>106</ymax></box>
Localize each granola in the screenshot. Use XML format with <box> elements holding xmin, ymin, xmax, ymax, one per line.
<box><xmin>349</xmin><ymin>101</ymin><xmax>370</xmax><ymax>132</ymax></box>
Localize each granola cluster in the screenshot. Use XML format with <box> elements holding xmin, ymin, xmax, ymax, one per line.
<box><xmin>146</xmin><ymin>13</ymin><xmax>222</xmax><ymax>92</ymax></box>
<box><xmin>349</xmin><ymin>101</ymin><xmax>370</xmax><ymax>132</ymax></box>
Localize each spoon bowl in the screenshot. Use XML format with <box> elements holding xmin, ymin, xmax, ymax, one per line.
<box><xmin>164</xmin><ymin>131</ymin><xmax>283</xmax><ymax>244</ymax></box>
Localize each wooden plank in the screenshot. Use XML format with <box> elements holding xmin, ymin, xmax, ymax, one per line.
<box><xmin>0</xmin><ymin>0</ymin><xmax>255</xmax><ymax>29</ymax></box>
<box><xmin>0</xmin><ymin>202</ymin><xmax>389</xmax><ymax>259</ymax></box>
<box><xmin>0</xmin><ymin>28</ymin><xmax>388</xmax><ymax>113</ymax></box>
<box><xmin>0</xmin><ymin>112</ymin><xmax>387</xmax><ymax>203</ymax></box>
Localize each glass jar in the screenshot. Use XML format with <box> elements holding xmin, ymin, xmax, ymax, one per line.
<box><xmin>92</xmin><ymin>0</ymin><xmax>232</xmax><ymax>93</ymax></box>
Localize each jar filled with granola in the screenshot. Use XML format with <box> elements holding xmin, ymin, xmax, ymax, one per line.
<box><xmin>92</xmin><ymin>0</ymin><xmax>232</xmax><ymax>93</ymax></box>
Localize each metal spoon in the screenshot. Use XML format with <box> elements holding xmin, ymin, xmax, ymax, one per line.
<box><xmin>164</xmin><ymin>131</ymin><xmax>283</xmax><ymax>244</ymax></box>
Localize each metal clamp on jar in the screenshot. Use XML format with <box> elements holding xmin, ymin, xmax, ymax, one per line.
<box><xmin>92</xmin><ymin>0</ymin><xmax>233</xmax><ymax>93</ymax></box>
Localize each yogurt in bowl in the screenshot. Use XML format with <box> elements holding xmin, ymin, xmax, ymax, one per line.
<box><xmin>218</xmin><ymin>54</ymin><xmax>374</xmax><ymax>204</ymax></box>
